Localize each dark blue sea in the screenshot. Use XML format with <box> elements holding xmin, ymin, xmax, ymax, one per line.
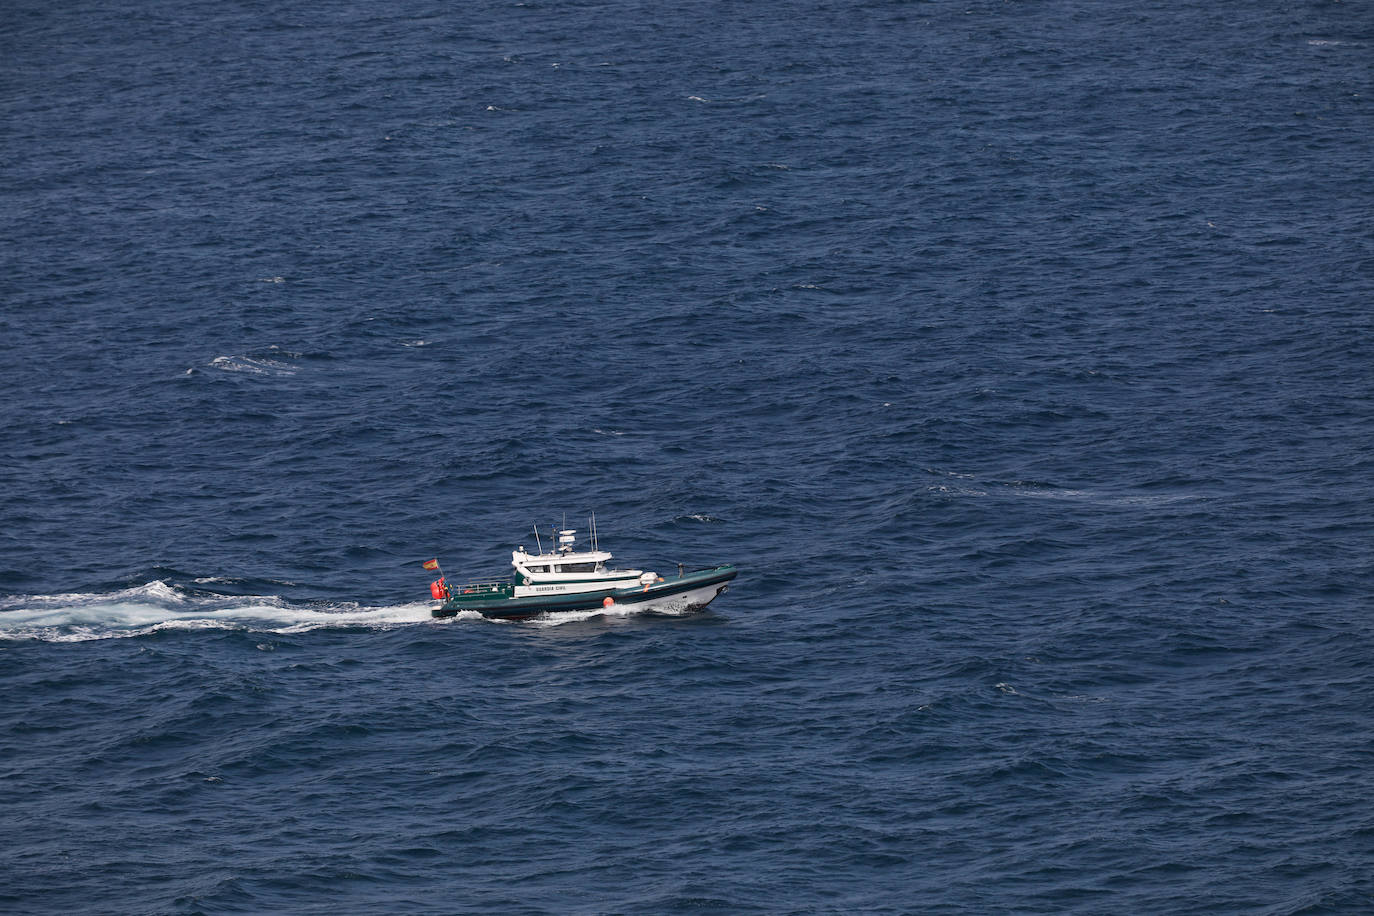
<box><xmin>4</xmin><ymin>0</ymin><xmax>1373</xmax><ymax>912</ymax></box>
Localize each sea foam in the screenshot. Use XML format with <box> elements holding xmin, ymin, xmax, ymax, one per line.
<box><xmin>0</xmin><ymin>582</ymin><xmax>444</xmax><ymax>642</ymax></box>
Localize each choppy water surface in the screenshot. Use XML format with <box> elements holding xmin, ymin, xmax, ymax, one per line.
<box><xmin>3</xmin><ymin>1</ymin><xmax>1373</xmax><ymax>912</ymax></box>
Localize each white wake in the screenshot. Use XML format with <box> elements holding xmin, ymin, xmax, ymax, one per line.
<box><xmin>0</xmin><ymin>581</ymin><xmax>471</xmax><ymax>643</ymax></box>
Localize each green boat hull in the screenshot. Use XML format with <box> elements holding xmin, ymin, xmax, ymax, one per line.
<box><xmin>433</xmin><ymin>565</ymin><xmax>738</xmax><ymax>620</ymax></box>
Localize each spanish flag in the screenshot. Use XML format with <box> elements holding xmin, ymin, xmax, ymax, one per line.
<box><xmin>422</xmin><ymin>558</ymin><xmax>440</xmax><ymax>571</ymax></box>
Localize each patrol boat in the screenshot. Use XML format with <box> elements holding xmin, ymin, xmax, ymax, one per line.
<box><xmin>426</xmin><ymin>521</ymin><xmax>737</xmax><ymax>621</ymax></box>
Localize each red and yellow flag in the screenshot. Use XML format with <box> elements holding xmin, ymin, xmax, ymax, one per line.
<box><xmin>422</xmin><ymin>558</ymin><xmax>440</xmax><ymax>571</ymax></box>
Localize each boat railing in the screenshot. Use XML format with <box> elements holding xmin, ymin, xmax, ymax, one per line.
<box><xmin>682</xmin><ymin>563</ymin><xmax>732</xmax><ymax>573</ymax></box>
<box><xmin>456</xmin><ymin>580</ymin><xmax>511</xmax><ymax>595</ymax></box>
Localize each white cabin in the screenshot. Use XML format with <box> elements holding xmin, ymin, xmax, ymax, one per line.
<box><xmin>510</xmin><ymin>528</ymin><xmax>657</xmax><ymax>598</ymax></box>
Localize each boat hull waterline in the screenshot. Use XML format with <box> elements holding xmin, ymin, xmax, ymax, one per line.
<box><xmin>433</xmin><ymin>565</ymin><xmax>738</xmax><ymax>620</ymax></box>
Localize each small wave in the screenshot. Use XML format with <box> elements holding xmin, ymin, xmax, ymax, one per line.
<box><xmin>208</xmin><ymin>355</ymin><xmax>299</xmax><ymax>376</ymax></box>
<box><xmin>928</xmin><ymin>484</ymin><xmax>989</xmax><ymax>497</ymax></box>
<box><xmin>0</xmin><ymin>582</ymin><xmax>442</xmax><ymax>643</ymax></box>
<box><xmin>926</xmin><ymin>475</ymin><xmax>1211</xmax><ymax>506</ymax></box>
<box><xmin>925</xmin><ymin>467</ymin><xmax>978</xmax><ymax>480</ymax></box>
<box><xmin>996</xmin><ymin>483</ymin><xmax>1208</xmax><ymax>506</ymax></box>
<box><xmin>1001</xmin><ymin>482</ymin><xmax>1088</xmax><ymax>500</ymax></box>
<box><xmin>685</xmin><ymin>94</ymin><xmax>766</xmax><ymax>104</ymax></box>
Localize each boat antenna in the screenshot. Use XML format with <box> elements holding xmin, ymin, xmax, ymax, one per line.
<box><xmin>533</xmin><ymin>525</ymin><xmax>543</xmax><ymax>555</ymax></box>
<box><xmin>590</xmin><ymin>511</ymin><xmax>597</xmax><ymax>551</ymax></box>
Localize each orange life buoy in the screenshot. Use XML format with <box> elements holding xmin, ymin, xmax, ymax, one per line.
<box><xmin>430</xmin><ymin>578</ymin><xmax>450</xmax><ymax>600</ymax></box>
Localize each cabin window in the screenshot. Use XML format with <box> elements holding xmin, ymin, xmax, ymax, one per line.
<box><xmin>556</xmin><ymin>562</ymin><xmax>597</xmax><ymax>573</ymax></box>
<box><xmin>525</xmin><ymin>565</ymin><xmax>549</xmax><ymax>573</ymax></box>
